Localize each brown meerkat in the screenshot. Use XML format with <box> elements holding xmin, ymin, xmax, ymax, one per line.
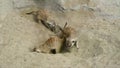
<box><xmin>33</xmin><ymin>36</ymin><xmax>64</xmax><ymax>54</ymax></box>
<box><xmin>26</xmin><ymin>9</ymin><xmax>63</xmax><ymax>35</ymax></box>
<box><xmin>27</xmin><ymin>9</ymin><xmax>79</xmax><ymax>52</ymax></box>
<box><xmin>61</xmin><ymin>22</ymin><xmax>79</xmax><ymax>49</ymax></box>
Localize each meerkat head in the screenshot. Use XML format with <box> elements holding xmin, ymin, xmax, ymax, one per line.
<box><xmin>65</xmin><ymin>37</ymin><xmax>77</xmax><ymax>48</ymax></box>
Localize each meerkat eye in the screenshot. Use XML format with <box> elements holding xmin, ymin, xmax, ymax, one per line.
<box><xmin>72</xmin><ymin>41</ymin><xmax>75</xmax><ymax>43</ymax></box>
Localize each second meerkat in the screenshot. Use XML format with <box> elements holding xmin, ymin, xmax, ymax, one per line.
<box><xmin>33</xmin><ymin>36</ymin><xmax>64</xmax><ymax>54</ymax></box>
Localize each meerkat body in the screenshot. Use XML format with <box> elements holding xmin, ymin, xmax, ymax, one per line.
<box><xmin>34</xmin><ymin>36</ymin><xmax>64</xmax><ymax>54</ymax></box>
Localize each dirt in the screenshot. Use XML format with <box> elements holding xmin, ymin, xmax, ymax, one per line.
<box><xmin>0</xmin><ymin>0</ymin><xmax>120</xmax><ymax>68</ymax></box>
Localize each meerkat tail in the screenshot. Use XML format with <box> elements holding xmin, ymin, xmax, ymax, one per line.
<box><xmin>59</xmin><ymin>22</ymin><xmax>68</xmax><ymax>34</ymax></box>
<box><xmin>63</xmin><ymin>22</ymin><xmax>68</xmax><ymax>28</ymax></box>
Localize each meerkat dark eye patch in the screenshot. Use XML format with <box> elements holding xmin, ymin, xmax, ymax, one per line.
<box><xmin>74</xmin><ymin>41</ymin><xmax>77</xmax><ymax>46</ymax></box>
<box><xmin>72</xmin><ymin>41</ymin><xmax>76</xmax><ymax>43</ymax></box>
<box><xmin>51</xmin><ymin>49</ymin><xmax>56</xmax><ymax>54</ymax></box>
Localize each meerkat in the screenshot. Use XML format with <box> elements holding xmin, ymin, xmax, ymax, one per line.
<box><xmin>44</xmin><ymin>22</ymin><xmax>79</xmax><ymax>51</ymax></box>
<box><xmin>26</xmin><ymin>9</ymin><xmax>63</xmax><ymax>34</ymax></box>
<box><xmin>27</xmin><ymin>9</ymin><xmax>79</xmax><ymax>51</ymax></box>
<box><xmin>61</xmin><ymin>22</ymin><xmax>79</xmax><ymax>49</ymax></box>
<box><xmin>33</xmin><ymin>36</ymin><xmax>64</xmax><ymax>54</ymax></box>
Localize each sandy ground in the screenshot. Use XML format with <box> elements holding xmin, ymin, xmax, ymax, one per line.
<box><xmin>0</xmin><ymin>0</ymin><xmax>120</xmax><ymax>68</ymax></box>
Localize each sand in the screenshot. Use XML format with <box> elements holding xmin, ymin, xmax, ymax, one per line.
<box><xmin>0</xmin><ymin>0</ymin><xmax>120</xmax><ymax>68</ymax></box>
